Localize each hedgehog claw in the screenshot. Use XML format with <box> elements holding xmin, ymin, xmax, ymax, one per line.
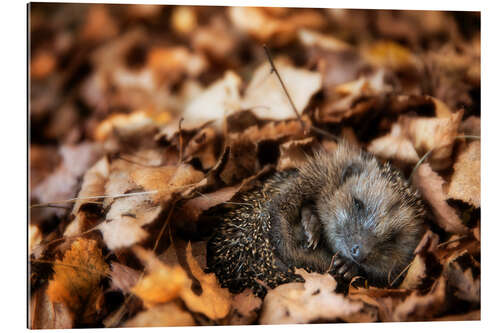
<box><xmin>301</xmin><ymin>204</ymin><xmax>321</xmax><ymax>250</ymax></box>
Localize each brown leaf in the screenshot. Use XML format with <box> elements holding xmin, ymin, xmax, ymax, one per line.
<box><xmin>228</xmin><ymin>7</ymin><xmax>325</xmax><ymax>46</ymax></box>
<box><xmin>124</xmin><ymin>302</ymin><xmax>195</xmax><ymax>327</ymax></box>
<box><xmin>180</xmin><ymin>242</ymin><xmax>232</xmax><ymax>320</ymax></box>
<box><xmin>392</xmin><ymin>276</ymin><xmax>447</xmax><ymax>321</ymax></box>
<box><xmin>30</xmin><ymin>286</ymin><xmax>73</xmax><ymax>329</ymax></box>
<box><xmin>367</xmin><ymin>123</ymin><xmax>419</xmax><ymax>164</ymax></box>
<box><xmin>131</xmin><ymin>247</ymin><xmax>189</xmax><ymax>308</ymax></box>
<box><xmin>362</xmin><ymin>41</ymin><xmax>420</xmax><ymax>70</ymax></box>
<box><xmin>110</xmin><ymin>262</ymin><xmax>141</xmax><ymax>293</ymax></box>
<box><xmin>46</xmin><ymin>238</ymin><xmax>109</xmax><ymax>323</ymax></box>
<box><xmin>413</xmin><ymin>163</ymin><xmax>468</xmax><ymax>234</ymax></box>
<box><xmin>229</xmin><ymin>289</ymin><xmax>262</xmax><ymax>325</ymax></box>
<box><xmin>401</xmin><ymin>101</ymin><xmax>463</xmax><ymax>170</ymax></box>
<box><xmin>260</xmin><ymin>269</ymin><xmax>370</xmax><ymax>324</ymax></box>
<box><xmin>399</xmin><ymin>254</ymin><xmax>427</xmax><ymax>290</ymax></box>
<box><xmin>277</xmin><ymin>137</ymin><xmax>316</xmax><ymax>171</ymax></box>
<box><xmin>182</xmin><ymin>71</ymin><xmax>242</xmax><ymax>129</ymax></box>
<box><xmin>241</xmin><ymin>58</ymin><xmax>322</xmax><ymax>120</ymax></box>
<box><xmin>447</xmin><ymin>140</ymin><xmax>480</xmax><ymax>207</ymax></box>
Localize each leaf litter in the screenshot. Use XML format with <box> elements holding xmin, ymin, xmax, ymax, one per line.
<box><xmin>29</xmin><ymin>4</ymin><xmax>480</xmax><ymax>328</ymax></box>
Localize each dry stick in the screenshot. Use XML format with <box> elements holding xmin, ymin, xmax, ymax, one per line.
<box><xmin>389</xmin><ymin>261</ymin><xmax>413</xmax><ymax>287</ymax></box>
<box><xmin>263</xmin><ymin>45</ymin><xmax>305</xmax><ymax>131</ymax></box>
<box><xmin>29</xmin><ymin>191</ymin><xmax>158</xmax><ymax>209</ymax></box>
<box><xmin>263</xmin><ymin>45</ymin><xmax>340</xmax><ymax>142</ymax></box>
<box><xmin>178</xmin><ymin>117</ymin><xmax>185</xmax><ymax>165</ymax></box>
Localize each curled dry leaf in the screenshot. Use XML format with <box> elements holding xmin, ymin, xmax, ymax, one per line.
<box><xmin>130</xmin><ymin>163</ymin><xmax>205</xmax><ymax>202</ymax></box>
<box><xmin>401</xmin><ymin>100</ymin><xmax>463</xmax><ymax>170</ymax></box>
<box><xmin>131</xmin><ymin>247</ymin><xmax>189</xmax><ymax>308</ymax></box>
<box><xmin>124</xmin><ymin>302</ymin><xmax>195</xmax><ymax>327</ymax></box>
<box><xmin>228</xmin><ymin>7</ymin><xmax>325</xmax><ymax>46</ymax></box>
<box><xmin>46</xmin><ymin>238</ymin><xmax>109</xmax><ymax>323</ymax></box>
<box><xmin>319</xmin><ymin>69</ymin><xmax>391</xmax><ymax>123</ymax></box>
<box><xmin>241</xmin><ymin>58</ymin><xmax>322</xmax><ymax>121</ymax></box>
<box><xmin>362</xmin><ymin>40</ymin><xmax>420</xmax><ymax>70</ymax></box>
<box><xmin>399</xmin><ymin>254</ymin><xmax>427</xmax><ymax>290</ymax></box>
<box><xmin>260</xmin><ymin>269</ymin><xmax>370</xmax><ymax>324</ymax></box>
<box><xmin>94</xmin><ymin>109</ymin><xmax>171</xmax><ymax>142</ymax></box>
<box><xmin>392</xmin><ymin>277</ymin><xmax>447</xmax><ymax>321</ymax></box>
<box><xmin>229</xmin><ymin>289</ymin><xmax>263</xmax><ymax>325</ymax></box>
<box><xmin>413</xmin><ymin>163</ymin><xmax>468</xmax><ymax>234</ymax></box>
<box><xmin>31</xmin><ymin>143</ymin><xmax>103</xmax><ymax>209</ymax></box>
<box><xmin>183</xmin><ymin>71</ymin><xmax>242</xmax><ymax>129</ymax></box>
<box><xmin>368</xmin><ymin>123</ymin><xmax>419</xmax><ymax>164</ymax></box>
<box><xmin>447</xmin><ymin>140</ymin><xmax>480</xmax><ymax>208</ymax></box>
<box><xmin>181</xmin><ymin>242</ymin><xmax>232</xmax><ymax>320</ymax></box>
<box><xmin>30</xmin><ymin>286</ymin><xmax>73</xmax><ymax>329</ymax></box>
<box><xmin>110</xmin><ymin>262</ymin><xmax>141</xmax><ymax>293</ymax></box>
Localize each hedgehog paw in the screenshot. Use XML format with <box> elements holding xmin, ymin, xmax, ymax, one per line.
<box><xmin>332</xmin><ymin>255</ymin><xmax>359</xmax><ymax>281</ymax></box>
<box><xmin>301</xmin><ymin>204</ymin><xmax>321</xmax><ymax>250</ymax></box>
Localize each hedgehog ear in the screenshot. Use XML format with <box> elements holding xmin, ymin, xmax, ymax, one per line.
<box><xmin>341</xmin><ymin>162</ymin><xmax>362</xmax><ymax>183</ymax></box>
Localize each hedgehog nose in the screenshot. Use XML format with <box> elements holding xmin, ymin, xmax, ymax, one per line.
<box><xmin>350</xmin><ymin>244</ymin><xmax>362</xmax><ymax>261</ymax></box>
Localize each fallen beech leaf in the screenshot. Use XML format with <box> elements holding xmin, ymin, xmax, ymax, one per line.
<box><xmin>80</xmin><ymin>5</ymin><xmax>118</xmax><ymax>42</ymax></box>
<box><xmin>298</xmin><ymin>28</ymin><xmax>352</xmax><ymax>52</ymax></box>
<box><xmin>392</xmin><ymin>276</ymin><xmax>447</xmax><ymax>321</ymax></box>
<box><xmin>402</xmin><ymin>103</ymin><xmax>463</xmax><ymax>170</ymax></box>
<box><xmin>319</xmin><ymin>69</ymin><xmax>391</xmax><ymax>123</ymax></box>
<box><xmin>367</xmin><ymin>123</ymin><xmax>419</xmax><ymax>164</ymax></box>
<box><xmin>47</xmin><ymin>238</ymin><xmax>109</xmax><ymax>323</ymax></box>
<box><xmin>131</xmin><ymin>247</ymin><xmax>189</xmax><ymax>308</ymax></box>
<box><xmin>447</xmin><ymin>141</ymin><xmax>480</xmax><ymax>207</ymax></box>
<box><xmin>229</xmin><ymin>289</ymin><xmax>263</xmax><ymax>325</ymax></box>
<box><xmin>72</xmin><ymin>157</ymin><xmax>109</xmax><ymax>214</ymax></box>
<box><xmin>98</xmin><ymin>195</ymin><xmax>162</xmax><ymax>250</ymax></box>
<box><xmin>277</xmin><ymin>137</ymin><xmax>316</xmax><ymax>171</ymax></box>
<box><xmin>413</xmin><ymin>163</ymin><xmax>468</xmax><ymax>234</ymax></box>
<box><xmin>460</xmin><ymin>116</ymin><xmax>481</xmax><ymax>137</ymax></box>
<box><xmin>30</xmin><ymin>287</ymin><xmax>73</xmax><ymax>329</ymax></box>
<box><xmin>228</xmin><ymin>7</ymin><xmax>325</xmax><ymax>46</ymax></box>
<box><xmin>260</xmin><ymin>269</ymin><xmax>369</xmax><ymax>324</ymax></box>
<box><xmin>147</xmin><ymin>46</ymin><xmax>207</xmax><ymax>85</ymax></box>
<box><xmin>241</xmin><ymin>58</ymin><xmax>321</xmax><ymax>120</ymax></box>
<box><xmin>29</xmin><ymin>225</ymin><xmax>42</xmax><ymax>256</ymax></box>
<box><xmin>183</xmin><ymin>71</ymin><xmax>242</xmax><ymax>129</ymax></box>
<box><xmin>124</xmin><ymin>302</ymin><xmax>195</xmax><ymax>327</ymax></box>
<box><xmin>444</xmin><ymin>251</ymin><xmax>480</xmax><ymax>304</ymax></box>
<box><xmin>94</xmin><ymin>109</ymin><xmax>171</xmax><ymax>142</ymax></box>
<box><xmin>181</xmin><ymin>184</ymin><xmax>242</xmax><ymax>222</ymax></box>
<box><xmin>180</xmin><ymin>242</ymin><xmax>232</xmax><ymax>320</ymax></box>
<box><xmin>363</xmin><ymin>40</ymin><xmax>419</xmax><ymax>70</ymax></box>
<box><xmin>110</xmin><ymin>262</ymin><xmax>141</xmax><ymax>293</ymax></box>
<box><xmin>32</xmin><ymin>143</ymin><xmax>103</xmax><ymax>210</ymax></box>
<box><xmin>399</xmin><ymin>254</ymin><xmax>427</xmax><ymax>290</ymax></box>
<box><xmin>131</xmin><ymin>163</ymin><xmax>205</xmax><ymax>202</ymax></box>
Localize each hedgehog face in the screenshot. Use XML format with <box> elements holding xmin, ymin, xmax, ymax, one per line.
<box><xmin>316</xmin><ymin>172</ymin><xmax>425</xmax><ymax>284</ymax></box>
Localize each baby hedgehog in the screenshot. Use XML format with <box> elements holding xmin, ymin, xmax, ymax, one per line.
<box><xmin>206</xmin><ymin>142</ymin><xmax>426</xmax><ymax>296</ymax></box>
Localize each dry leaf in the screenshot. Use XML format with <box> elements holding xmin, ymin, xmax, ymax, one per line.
<box><xmin>392</xmin><ymin>277</ymin><xmax>447</xmax><ymax>321</ymax></box>
<box><xmin>30</xmin><ymin>287</ymin><xmax>73</xmax><ymax>329</ymax></box>
<box><xmin>241</xmin><ymin>58</ymin><xmax>321</xmax><ymax>120</ymax></box>
<box><xmin>180</xmin><ymin>242</ymin><xmax>232</xmax><ymax>320</ymax></box>
<box><xmin>228</xmin><ymin>7</ymin><xmax>325</xmax><ymax>45</ymax></box>
<box><xmin>413</xmin><ymin>163</ymin><xmax>468</xmax><ymax>234</ymax></box>
<box><xmin>131</xmin><ymin>247</ymin><xmax>189</xmax><ymax>308</ymax></box>
<box><xmin>400</xmin><ymin>254</ymin><xmax>427</xmax><ymax>290</ymax></box>
<box><xmin>298</xmin><ymin>28</ymin><xmax>352</xmax><ymax>52</ymax></box>
<box><xmin>363</xmin><ymin>40</ymin><xmax>419</xmax><ymax>70</ymax></box>
<box><xmin>368</xmin><ymin>123</ymin><xmax>419</xmax><ymax>164</ymax></box>
<box><xmin>124</xmin><ymin>302</ymin><xmax>195</xmax><ymax>327</ymax></box>
<box><xmin>110</xmin><ymin>262</ymin><xmax>141</xmax><ymax>293</ymax></box>
<box><xmin>46</xmin><ymin>238</ymin><xmax>109</xmax><ymax>323</ymax></box>
<box><xmin>260</xmin><ymin>269</ymin><xmax>369</xmax><ymax>324</ymax></box>
<box><xmin>447</xmin><ymin>140</ymin><xmax>480</xmax><ymax>207</ymax></box>
<box><xmin>183</xmin><ymin>71</ymin><xmax>242</xmax><ymax>129</ymax></box>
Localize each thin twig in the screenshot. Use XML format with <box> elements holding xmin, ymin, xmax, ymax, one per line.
<box><xmin>30</xmin><ymin>191</ymin><xmax>158</xmax><ymax>209</ymax></box>
<box><xmin>263</xmin><ymin>45</ymin><xmax>305</xmax><ymax>130</ymax></box>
